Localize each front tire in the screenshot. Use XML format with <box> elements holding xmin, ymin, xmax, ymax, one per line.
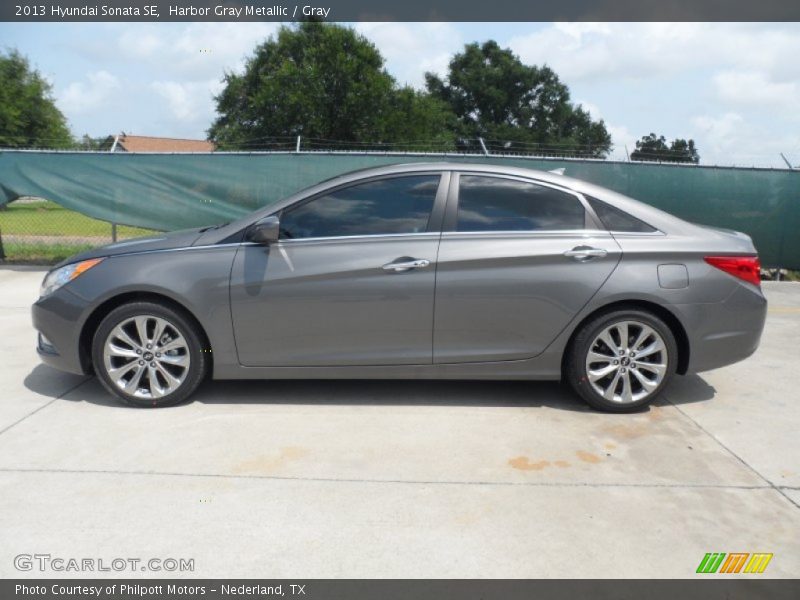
<box><xmin>566</xmin><ymin>309</ymin><xmax>678</xmax><ymax>413</ymax></box>
<box><xmin>92</xmin><ymin>301</ymin><xmax>208</xmax><ymax>407</ymax></box>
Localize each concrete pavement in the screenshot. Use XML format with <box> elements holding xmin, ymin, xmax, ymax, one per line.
<box><xmin>1</xmin><ymin>267</ymin><xmax>798</xmax><ymax>578</ymax></box>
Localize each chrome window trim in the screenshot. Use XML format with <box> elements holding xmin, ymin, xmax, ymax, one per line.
<box><xmin>607</xmin><ymin>230</ymin><xmax>666</xmax><ymax>237</ymax></box>
<box><xmin>440</xmin><ymin>229</ymin><xmax>613</xmax><ymax>239</ymax></box>
<box><xmin>272</xmin><ymin>231</ymin><xmax>442</xmax><ymax>245</ymax></box>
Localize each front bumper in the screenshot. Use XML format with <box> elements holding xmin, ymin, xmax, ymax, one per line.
<box><xmin>31</xmin><ymin>286</ymin><xmax>93</xmax><ymax>375</ymax></box>
<box><xmin>673</xmin><ymin>282</ymin><xmax>768</xmax><ymax>373</ymax></box>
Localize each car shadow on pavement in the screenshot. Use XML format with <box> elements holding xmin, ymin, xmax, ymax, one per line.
<box><xmin>657</xmin><ymin>373</ymin><xmax>717</xmax><ymax>407</ymax></box>
<box><xmin>192</xmin><ymin>379</ymin><xmax>592</xmax><ymax>411</ymax></box>
<box><xmin>23</xmin><ymin>364</ymin><xmax>716</xmax><ymax>412</ymax></box>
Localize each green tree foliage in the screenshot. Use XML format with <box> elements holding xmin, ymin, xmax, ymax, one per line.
<box><xmin>425</xmin><ymin>41</ymin><xmax>611</xmax><ymax>157</ymax></box>
<box><xmin>0</xmin><ymin>50</ymin><xmax>72</xmax><ymax>149</ymax></box>
<box><xmin>630</xmin><ymin>133</ymin><xmax>700</xmax><ymax>164</ymax></box>
<box><xmin>381</xmin><ymin>87</ymin><xmax>457</xmax><ymax>150</ymax></box>
<box><xmin>209</xmin><ymin>22</ymin><xmax>455</xmax><ymax>150</ymax></box>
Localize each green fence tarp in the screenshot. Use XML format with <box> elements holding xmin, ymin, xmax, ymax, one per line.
<box><xmin>1</xmin><ymin>150</ymin><xmax>799</xmax><ymax>268</ymax></box>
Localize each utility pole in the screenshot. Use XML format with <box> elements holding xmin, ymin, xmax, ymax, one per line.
<box><xmin>478</xmin><ymin>137</ymin><xmax>489</xmax><ymax>156</ymax></box>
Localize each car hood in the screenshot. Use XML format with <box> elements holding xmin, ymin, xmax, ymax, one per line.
<box><xmin>52</xmin><ymin>227</ymin><xmax>205</xmax><ymax>268</ymax></box>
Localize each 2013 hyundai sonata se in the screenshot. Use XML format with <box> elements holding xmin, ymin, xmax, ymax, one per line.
<box><xmin>32</xmin><ymin>163</ymin><xmax>767</xmax><ymax>411</ymax></box>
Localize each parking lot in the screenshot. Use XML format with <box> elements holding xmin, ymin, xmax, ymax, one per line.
<box><xmin>0</xmin><ymin>266</ymin><xmax>798</xmax><ymax>578</ymax></box>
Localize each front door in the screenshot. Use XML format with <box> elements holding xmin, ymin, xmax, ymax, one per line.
<box><xmin>433</xmin><ymin>173</ymin><xmax>622</xmax><ymax>363</ymax></box>
<box><xmin>230</xmin><ymin>173</ymin><xmax>446</xmax><ymax>367</ymax></box>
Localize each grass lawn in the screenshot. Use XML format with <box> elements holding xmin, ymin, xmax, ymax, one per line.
<box><xmin>0</xmin><ymin>199</ymin><xmax>159</xmax><ymax>264</ymax></box>
<box><xmin>0</xmin><ymin>199</ymin><xmax>156</xmax><ymax>238</ymax></box>
<box><xmin>2</xmin><ymin>242</ymin><xmax>97</xmax><ymax>265</ymax></box>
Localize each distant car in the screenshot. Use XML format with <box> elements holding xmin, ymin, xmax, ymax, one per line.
<box><xmin>32</xmin><ymin>163</ymin><xmax>767</xmax><ymax>412</ymax></box>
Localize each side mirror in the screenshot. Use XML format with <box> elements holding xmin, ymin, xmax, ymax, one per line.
<box><xmin>247</xmin><ymin>216</ymin><xmax>280</xmax><ymax>245</ymax></box>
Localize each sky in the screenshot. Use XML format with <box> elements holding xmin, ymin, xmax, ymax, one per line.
<box><xmin>1</xmin><ymin>21</ymin><xmax>799</xmax><ymax>167</ymax></box>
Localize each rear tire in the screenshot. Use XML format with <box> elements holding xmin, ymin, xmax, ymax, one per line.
<box><xmin>566</xmin><ymin>308</ymin><xmax>678</xmax><ymax>413</ymax></box>
<box><xmin>92</xmin><ymin>301</ymin><xmax>208</xmax><ymax>408</ymax></box>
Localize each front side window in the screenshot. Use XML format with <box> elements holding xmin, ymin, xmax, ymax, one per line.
<box><xmin>456</xmin><ymin>175</ymin><xmax>586</xmax><ymax>232</ymax></box>
<box><xmin>279</xmin><ymin>175</ymin><xmax>439</xmax><ymax>239</ymax></box>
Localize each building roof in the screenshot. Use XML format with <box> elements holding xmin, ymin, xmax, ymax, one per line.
<box><xmin>111</xmin><ymin>134</ymin><xmax>215</xmax><ymax>153</ymax></box>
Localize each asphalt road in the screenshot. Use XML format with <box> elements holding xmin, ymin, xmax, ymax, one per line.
<box><xmin>1</xmin><ymin>267</ymin><xmax>798</xmax><ymax>578</ymax></box>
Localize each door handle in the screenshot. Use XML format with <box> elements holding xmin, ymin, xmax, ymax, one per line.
<box><xmin>563</xmin><ymin>246</ymin><xmax>608</xmax><ymax>261</ymax></box>
<box><xmin>382</xmin><ymin>259</ymin><xmax>431</xmax><ymax>272</ymax></box>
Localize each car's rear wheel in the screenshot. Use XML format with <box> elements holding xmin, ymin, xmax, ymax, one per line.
<box><xmin>566</xmin><ymin>308</ymin><xmax>678</xmax><ymax>412</ymax></box>
<box><xmin>92</xmin><ymin>301</ymin><xmax>207</xmax><ymax>407</ymax></box>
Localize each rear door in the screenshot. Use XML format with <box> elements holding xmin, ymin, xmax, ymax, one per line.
<box><xmin>433</xmin><ymin>173</ymin><xmax>621</xmax><ymax>364</ymax></box>
<box><xmin>230</xmin><ymin>172</ymin><xmax>447</xmax><ymax>367</ymax></box>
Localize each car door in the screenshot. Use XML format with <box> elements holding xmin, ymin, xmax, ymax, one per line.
<box><xmin>229</xmin><ymin>172</ymin><xmax>448</xmax><ymax>367</ymax></box>
<box><xmin>433</xmin><ymin>172</ymin><xmax>621</xmax><ymax>364</ymax></box>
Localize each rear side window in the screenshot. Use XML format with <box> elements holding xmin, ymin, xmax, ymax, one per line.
<box><xmin>587</xmin><ymin>196</ymin><xmax>657</xmax><ymax>233</ymax></box>
<box><xmin>279</xmin><ymin>175</ymin><xmax>439</xmax><ymax>239</ymax></box>
<box><xmin>456</xmin><ymin>175</ymin><xmax>586</xmax><ymax>232</ymax></box>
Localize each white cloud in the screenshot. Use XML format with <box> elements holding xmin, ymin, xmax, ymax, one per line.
<box><xmin>355</xmin><ymin>22</ymin><xmax>462</xmax><ymax>88</ymax></box>
<box><xmin>606</xmin><ymin>123</ymin><xmax>637</xmax><ymax>161</ymax></box>
<box><xmin>712</xmin><ymin>71</ymin><xmax>799</xmax><ymax>115</ymax></box>
<box><xmin>151</xmin><ymin>79</ymin><xmax>223</xmax><ymax>123</ymax></box>
<box><xmin>575</xmin><ymin>100</ymin><xmax>602</xmax><ymax>119</ymax></box>
<box><xmin>112</xmin><ymin>23</ymin><xmax>279</xmax><ymax>135</ymax></box>
<box><xmin>508</xmin><ymin>23</ymin><xmax>701</xmax><ymax>82</ymax></box>
<box><xmin>117</xmin><ymin>29</ymin><xmax>162</xmax><ymax>59</ymax></box>
<box><xmin>116</xmin><ymin>22</ymin><xmax>279</xmax><ymax>79</ymax></box>
<box><xmin>59</xmin><ymin>70</ymin><xmax>120</xmax><ymax>114</ymax></box>
<box><xmin>691</xmin><ymin>112</ymin><xmax>798</xmax><ymax>167</ymax></box>
<box><xmin>508</xmin><ymin>23</ymin><xmax>800</xmax><ymax>84</ymax></box>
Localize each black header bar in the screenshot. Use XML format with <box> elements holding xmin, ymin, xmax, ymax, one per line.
<box><xmin>3</xmin><ymin>0</ymin><xmax>800</xmax><ymax>22</ymax></box>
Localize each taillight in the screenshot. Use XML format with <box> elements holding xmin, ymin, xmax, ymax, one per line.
<box><xmin>704</xmin><ymin>256</ymin><xmax>761</xmax><ymax>287</ymax></box>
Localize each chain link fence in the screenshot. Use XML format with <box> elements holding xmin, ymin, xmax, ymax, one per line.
<box><xmin>0</xmin><ymin>197</ymin><xmax>156</xmax><ymax>264</ymax></box>
<box><xmin>2</xmin><ymin>148</ymin><xmax>799</xmax><ymax>272</ymax></box>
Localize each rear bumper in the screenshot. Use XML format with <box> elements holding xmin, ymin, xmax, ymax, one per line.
<box><xmin>31</xmin><ymin>287</ymin><xmax>92</xmax><ymax>375</ymax></box>
<box><xmin>673</xmin><ymin>282</ymin><xmax>767</xmax><ymax>373</ymax></box>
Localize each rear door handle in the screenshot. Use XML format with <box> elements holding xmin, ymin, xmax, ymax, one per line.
<box><xmin>382</xmin><ymin>258</ymin><xmax>431</xmax><ymax>272</ymax></box>
<box><xmin>564</xmin><ymin>246</ymin><xmax>608</xmax><ymax>261</ymax></box>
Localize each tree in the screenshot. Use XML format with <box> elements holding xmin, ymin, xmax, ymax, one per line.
<box><xmin>0</xmin><ymin>49</ymin><xmax>72</xmax><ymax>149</ymax></box>
<box><xmin>380</xmin><ymin>87</ymin><xmax>456</xmax><ymax>150</ymax></box>
<box><xmin>75</xmin><ymin>134</ymin><xmax>105</xmax><ymax>150</ymax></box>
<box><xmin>630</xmin><ymin>133</ymin><xmax>699</xmax><ymax>164</ymax></box>
<box><xmin>425</xmin><ymin>41</ymin><xmax>611</xmax><ymax>157</ymax></box>
<box><xmin>209</xmin><ymin>22</ymin><xmax>455</xmax><ymax>150</ymax></box>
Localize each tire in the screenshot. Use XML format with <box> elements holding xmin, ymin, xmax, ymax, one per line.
<box><xmin>92</xmin><ymin>301</ymin><xmax>208</xmax><ymax>408</ymax></box>
<box><xmin>565</xmin><ymin>308</ymin><xmax>678</xmax><ymax>413</ymax></box>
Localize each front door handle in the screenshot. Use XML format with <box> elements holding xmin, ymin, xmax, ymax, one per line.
<box><xmin>382</xmin><ymin>258</ymin><xmax>431</xmax><ymax>272</ymax></box>
<box><xmin>564</xmin><ymin>246</ymin><xmax>608</xmax><ymax>261</ymax></box>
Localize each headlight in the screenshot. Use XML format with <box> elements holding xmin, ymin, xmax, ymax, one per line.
<box><xmin>40</xmin><ymin>258</ymin><xmax>104</xmax><ymax>298</ymax></box>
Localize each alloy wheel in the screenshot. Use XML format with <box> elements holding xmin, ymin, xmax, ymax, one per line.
<box><xmin>584</xmin><ymin>320</ymin><xmax>668</xmax><ymax>404</ymax></box>
<box><xmin>102</xmin><ymin>315</ymin><xmax>191</xmax><ymax>399</ymax></box>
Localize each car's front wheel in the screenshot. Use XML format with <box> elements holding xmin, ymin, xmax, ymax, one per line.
<box><xmin>92</xmin><ymin>301</ymin><xmax>208</xmax><ymax>407</ymax></box>
<box><xmin>566</xmin><ymin>308</ymin><xmax>678</xmax><ymax>412</ymax></box>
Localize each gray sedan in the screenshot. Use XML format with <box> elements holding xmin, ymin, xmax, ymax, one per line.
<box><xmin>32</xmin><ymin>163</ymin><xmax>767</xmax><ymax>412</ymax></box>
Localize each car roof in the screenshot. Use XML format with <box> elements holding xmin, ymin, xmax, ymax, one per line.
<box><xmin>323</xmin><ymin>161</ymin><xmax>575</xmax><ymax>188</ymax></box>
